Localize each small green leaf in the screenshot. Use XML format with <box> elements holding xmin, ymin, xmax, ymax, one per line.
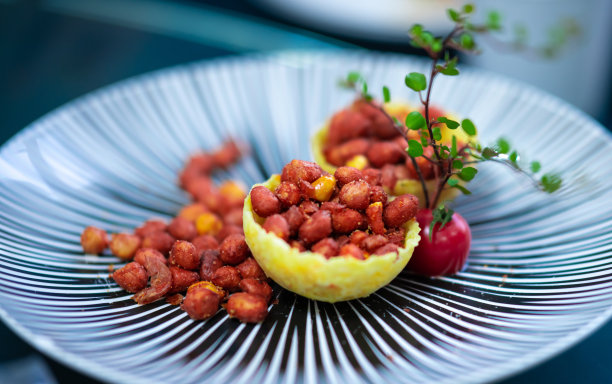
<box><xmin>433</xmin><ymin>127</ymin><xmax>442</xmax><ymax>141</ymax></box>
<box><xmin>462</xmin><ymin>3</ymin><xmax>474</xmax><ymax>14</ymax></box>
<box><xmin>432</xmin><ymin>39</ymin><xmax>443</xmax><ymax>52</ymax></box>
<box><xmin>382</xmin><ymin>86</ymin><xmax>391</xmax><ymax>103</ymax></box>
<box><xmin>410</xmin><ymin>24</ymin><xmax>423</xmax><ymax>36</ymax></box>
<box><xmin>429</xmin><ymin>204</ymin><xmax>455</xmax><ymax>240</ymax></box>
<box><xmin>447</xmin><ymin>178</ymin><xmax>459</xmax><ymax>187</ymax></box>
<box><xmin>530</xmin><ymin>161</ymin><xmax>541</xmax><ymax>173</ymax></box>
<box><xmin>405</xmin><ymin>111</ymin><xmax>426</xmax><ymax>130</ymax></box>
<box><xmin>452</xmin><ymin>159</ymin><xmax>463</xmax><ymax>169</ymax></box>
<box><xmin>346</xmin><ymin>71</ymin><xmax>362</xmax><ymax>84</ymax></box>
<box><xmin>460</xmin><ymin>33</ymin><xmax>475</xmax><ymax>50</ymax></box>
<box><xmin>451</xmin><ymin>135</ymin><xmax>458</xmax><ymax>157</ymax></box>
<box><xmin>407</xmin><ymin>140</ymin><xmax>424</xmax><ymax>157</ymax></box>
<box><xmin>540</xmin><ymin>172</ymin><xmax>562</xmax><ymax>193</ymax></box>
<box><xmin>439</xmin><ymin>66</ymin><xmax>460</xmax><ymax>76</ymax></box>
<box><xmin>487</xmin><ymin>10</ymin><xmax>502</xmax><ymax>31</ymax></box>
<box><xmin>421</xmin><ymin>136</ymin><xmax>429</xmax><ymax>147</ymax></box>
<box><xmin>509</xmin><ymin>151</ymin><xmax>519</xmax><ymax>165</ymax></box>
<box><xmin>496</xmin><ymin>137</ymin><xmax>510</xmax><ymax>154</ymax></box>
<box><xmin>482</xmin><ymin>147</ymin><xmax>498</xmax><ymax>159</ymax></box>
<box><xmin>437</xmin><ymin>116</ymin><xmax>460</xmax><ymax>129</ymax></box>
<box><xmin>392</xmin><ymin>116</ymin><xmax>400</xmax><ymax>125</ymax></box>
<box><xmin>404</xmin><ymin>72</ymin><xmax>427</xmax><ymax>92</ymax></box>
<box><xmin>453</xmin><ymin>184</ymin><xmax>472</xmax><ymax>195</ymax></box>
<box><xmin>458</xmin><ymin>166</ymin><xmax>478</xmax><ymax>181</ymax></box>
<box><xmin>447</xmin><ymin>8</ymin><xmax>460</xmax><ymax>22</ymax></box>
<box><xmin>362</xmin><ymin>82</ymin><xmax>368</xmax><ymax>95</ymax></box>
<box><xmin>461</xmin><ymin>119</ymin><xmax>477</xmax><ymax>136</ymax></box>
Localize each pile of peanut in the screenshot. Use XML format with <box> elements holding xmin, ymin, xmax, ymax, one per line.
<box><xmin>252</xmin><ymin>159</ymin><xmax>419</xmax><ymax>258</ymax></box>
<box><xmin>323</xmin><ymin>100</ymin><xmax>444</xmax><ymax>190</ymax></box>
<box><xmin>81</xmin><ymin>141</ymin><xmax>271</xmax><ymax>323</ymax></box>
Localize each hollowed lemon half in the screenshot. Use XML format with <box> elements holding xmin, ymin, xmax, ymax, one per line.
<box><xmin>243</xmin><ymin>175</ymin><xmax>421</xmax><ymax>303</ymax></box>
<box><xmin>311</xmin><ymin>101</ymin><xmax>474</xmax><ymax>207</ymax></box>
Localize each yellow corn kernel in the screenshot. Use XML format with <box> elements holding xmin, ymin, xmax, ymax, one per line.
<box><xmin>195</xmin><ymin>212</ymin><xmax>223</xmax><ymax>235</ymax></box>
<box><xmin>346</xmin><ymin>155</ymin><xmax>368</xmax><ymax>170</ymax></box>
<box><xmin>178</xmin><ymin>203</ymin><xmax>209</xmax><ymax>222</ymax></box>
<box><xmin>218</xmin><ymin>180</ymin><xmax>246</xmax><ymax>200</ymax></box>
<box><xmin>312</xmin><ymin>175</ymin><xmax>337</xmax><ymax>202</ymax></box>
<box><xmin>188</xmin><ymin>281</ymin><xmax>226</xmax><ymax>299</ymax></box>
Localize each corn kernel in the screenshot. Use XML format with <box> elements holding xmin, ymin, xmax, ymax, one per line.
<box><xmin>188</xmin><ymin>281</ymin><xmax>225</xmax><ymax>299</ymax></box>
<box><xmin>178</xmin><ymin>203</ymin><xmax>209</xmax><ymax>222</ymax></box>
<box><xmin>312</xmin><ymin>175</ymin><xmax>337</xmax><ymax>202</ymax></box>
<box><xmin>346</xmin><ymin>155</ymin><xmax>368</xmax><ymax>170</ymax></box>
<box><xmin>195</xmin><ymin>212</ymin><xmax>223</xmax><ymax>235</ymax></box>
<box><xmin>218</xmin><ymin>180</ymin><xmax>246</xmax><ymax>200</ymax></box>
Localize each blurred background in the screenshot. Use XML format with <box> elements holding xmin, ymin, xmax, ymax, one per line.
<box><xmin>1</xmin><ymin>0</ymin><xmax>611</xmax><ymax>383</ymax></box>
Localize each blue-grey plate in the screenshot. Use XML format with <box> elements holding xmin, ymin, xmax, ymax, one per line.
<box><xmin>1</xmin><ymin>51</ymin><xmax>612</xmax><ymax>384</ymax></box>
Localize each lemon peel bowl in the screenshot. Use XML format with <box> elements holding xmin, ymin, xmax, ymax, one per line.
<box><xmin>312</xmin><ymin>101</ymin><xmax>473</xmax><ymax>206</ymax></box>
<box><xmin>243</xmin><ymin>175</ymin><xmax>421</xmax><ymax>303</ymax></box>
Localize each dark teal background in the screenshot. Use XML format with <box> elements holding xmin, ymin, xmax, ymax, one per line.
<box><xmin>1</xmin><ymin>1</ymin><xmax>611</xmax><ymax>383</ymax></box>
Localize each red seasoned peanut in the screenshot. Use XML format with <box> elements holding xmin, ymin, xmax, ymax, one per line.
<box><xmin>199</xmin><ymin>249</ymin><xmax>223</xmax><ymax>281</ymax></box>
<box><xmin>352</xmin><ymin>99</ymin><xmax>399</xmax><ymax>140</ymax></box>
<box><xmin>215</xmin><ymin>225</ymin><xmax>244</xmax><ymax>242</ymax></box>
<box><xmin>187</xmin><ymin>280</ymin><xmax>226</xmax><ymax>301</ymax></box>
<box><xmin>383</xmin><ymin>194</ymin><xmax>419</xmax><ymax>228</ymax></box>
<box><xmin>366</xmin><ymin>202</ymin><xmax>386</xmax><ymax>235</ymax></box>
<box><xmin>224</xmin><ymin>208</ymin><xmax>244</xmax><ymax>227</ymax></box>
<box><xmin>178</xmin><ymin>203</ymin><xmax>209</xmax><ymax>222</ymax></box>
<box><xmin>311</xmin><ymin>238</ymin><xmax>339</xmax><ymax>259</ymax></box>
<box><xmin>339</xmin><ymin>244</ymin><xmax>365</xmax><ymax>260</ymax></box>
<box><xmin>250</xmin><ymin>186</ymin><xmax>281</xmax><ymax>217</ymax></box>
<box><xmin>112</xmin><ymin>262</ymin><xmax>147</xmax><ymax>293</ymax></box>
<box><xmin>336</xmin><ymin>235</ymin><xmax>350</xmax><ymax>248</ymax></box>
<box><xmin>109</xmin><ymin>233</ymin><xmax>141</xmax><ymax>260</ymax></box>
<box><xmin>386</xmin><ymin>227</ymin><xmax>406</xmax><ymax>247</ymax></box>
<box><xmin>132</xmin><ymin>256</ymin><xmax>172</xmax><ymax>304</ymax></box>
<box><xmin>226</xmin><ymin>292</ymin><xmax>268</xmax><ymax>323</ymax></box>
<box><xmin>370</xmin><ymin>186</ymin><xmax>388</xmax><ymax>205</ymax></box>
<box><xmin>349</xmin><ymin>230</ymin><xmax>368</xmax><ymax>247</ymax></box>
<box><xmin>297</xmin><ymin>180</ymin><xmax>316</xmax><ymax>201</ymax></box>
<box><xmin>181</xmin><ymin>286</ymin><xmax>220</xmax><ymax>320</ymax></box>
<box><xmin>211</xmin><ymin>140</ymin><xmax>242</xmax><ymax>168</ymax></box>
<box><xmin>275</xmin><ymin>182</ymin><xmax>302</xmax><ymax>207</ymax></box>
<box><xmin>167</xmin><ymin>217</ymin><xmax>197</xmax><ymax>241</ymax></box>
<box><xmin>282</xmin><ymin>205</ymin><xmax>305</xmax><ymax>237</ymax></box>
<box><xmin>134</xmin><ymin>220</ymin><xmax>167</xmax><ymax>238</ymax></box>
<box><xmin>334</xmin><ymin>166</ymin><xmax>363</xmax><ymax>186</ymax></box>
<box><xmin>141</xmin><ymin>231</ymin><xmax>175</xmax><ymax>255</ymax></box>
<box><xmin>298</xmin><ymin>210</ymin><xmax>332</xmax><ymax>244</ymax></box>
<box><xmin>325</xmin><ymin>138</ymin><xmax>371</xmax><ymax>167</ymax></box>
<box><xmin>299</xmin><ymin>200</ymin><xmax>319</xmax><ymax>216</ymax></box>
<box><xmin>211</xmin><ymin>266</ymin><xmax>241</xmax><ymax>291</ymax></box>
<box><xmin>380</xmin><ymin>164</ymin><xmax>398</xmax><ymax>190</ymax></box>
<box><xmin>373</xmin><ymin>243</ymin><xmax>400</xmax><ymax>255</ymax></box>
<box><xmin>332</xmin><ymin>208</ymin><xmax>366</xmax><ymax>234</ymax></box>
<box><xmin>169</xmin><ymin>240</ymin><xmax>200</xmax><ymax>270</ymax></box>
<box><xmin>185</xmin><ymin>177</ymin><xmax>215</xmax><ymax>202</ymax></box>
<box><xmin>326</xmin><ymin>108</ymin><xmax>370</xmax><ymax>147</ymax></box>
<box><xmin>362</xmin><ymin>168</ymin><xmax>382</xmax><ymax>186</ymax></box>
<box><xmin>239</xmin><ymin>278</ymin><xmax>273</xmax><ymax>303</ymax></box>
<box><xmin>168</xmin><ymin>266</ymin><xmax>200</xmax><ymax>294</ymax></box>
<box><xmin>80</xmin><ymin>226</ymin><xmax>108</xmax><ymax>254</ymax></box>
<box><xmin>134</xmin><ymin>248</ymin><xmax>166</xmax><ymax>266</ymax></box>
<box><xmin>363</xmin><ymin>235</ymin><xmax>390</xmax><ymax>253</ymax></box>
<box><xmin>281</xmin><ymin>160</ymin><xmax>324</xmax><ymax>184</ymax></box>
<box><xmin>236</xmin><ymin>257</ymin><xmax>266</xmax><ymax>280</ymax></box>
<box><xmin>320</xmin><ymin>201</ymin><xmax>345</xmax><ymax>213</ymax></box>
<box><xmin>262</xmin><ymin>214</ymin><xmax>290</xmax><ymax>241</ymax></box>
<box><xmin>219</xmin><ymin>234</ymin><xmax>249</xmax><ymax>265</ymax></box>
<box><xmin>192</xmin><ymin>235</ymin><xmax>219</xmax><ymax>254</ymax></box>
<box><xmin>366</xmin><ymin>141</ymin><xmax>405</xmax><ymax>167</ymax></box>
<box><xmin>339</xmin><ymin>180</ymin><xmax>371</xmax><ymax>210</ymax></box>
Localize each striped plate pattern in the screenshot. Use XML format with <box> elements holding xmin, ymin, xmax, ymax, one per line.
<box><xmin>1</xmin><ymin>51</ymin><xmax>612</xmax><ymax>384</ymax></box>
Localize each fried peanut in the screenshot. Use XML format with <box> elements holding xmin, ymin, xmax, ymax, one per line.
<box><xmin>275</xmin><ymin>181</ymin><xmax>302</xmax><ymax>207</ymax></box>
<box><xmin>168</xmin><ymin>266</ymin><xmax>200</xmax><ymax>294</ymax></box>
<box><xmin>339</xmin><ymin>180</ymin><xmax>371</xmax><ymax>210</ymax></box>
<box><xmin>236</xmin><ymin>257</ymin><xmax>267</xmax><ymax>280</ymax></box>
<box><xmin>386</xmin><ymin>227</ymin><xmax>406</xmax><ymax>247</ymax></box>
<box><xmin>141</xmin><ymin>231</ymin><xmax>175</xmax><ymax>256</ymax></box>
<box><xmin>366</xmin><ymin>202</ymin><xmax>386</xmax><ymax>235</ymax></box>
<box><xmin>112</xmin><ymin>262</ymin><xmax>147</xmax><ymax>293</ymax></box>
<box><xmin>169</xmin><ymin>240</ymin><xmax>199</xmax><ymax>270</ymax></box>
<box><xmin>336</xmin><ymin>235</ymin><xmax>350</xmax><ymax>248</ymax></box>
<box><xmin>281</xmin><ymin>159</ymin><xmax>323</xmax><ymax>184</ymax></box>
<box><xmin>188</xmin><ymin>280</ymin><xmax>226</xmax><ymax>301</ymax></box>
<box><xmin>250</xmin><ymin>186</ymin><xmax>281</xmax><ymax>217</ymax></box>
<box><xmin>109</xmin><ymin>233</ymin><xmax>141</xmax><ymax>260</ymax></box>
<box><xmin>349</xmin><ymin>230</ymin><xmax>368</xmax><ymax>247</ymax></box>
<box><xmin>299</xmin><ymin>200</ymin><xmax>319</xmax><ymax>216</ymax></box>
<box><xmin>325</xmin><ymin>138</ymin><xmax>371</xmax><ymax>167</ymax></box>
<box><xmin>366</xmin><ymin>141</ymin><xmax>405</xmax><ymax>167</ymax></box>
<box><xmin>211</xmin><ymin>266</ymin><xmax>241</xmax><ymax>291</ymax></box>
<box><xmin>226</xmin><ymin>292</ymin><xmax>268</xmax><ymax>323</ymax></box>
<box><xmin>239</xmin><ymin>278</ymin><xmax>273</xmax><ymax>303</ymax></box>
<box><xmin>218</xmin><ymin>180</ymin><xmax>246</xmax><ymax>205</ymax></box>
<box><xmin>363</xmin><ymin>234</ymin><xmax>389</xmax><ymax>253</ymax></box>
<box><xmin>326</xmin><ymin>108</ymin><xmax>370</xmax><ymax>146</ymax></box>
<box><xmin>298</xmin><ymin>210</ymin><xmax>332</xmax><ymax>244</ymax></box>
<box><xmin>192</xmin><ymin>235</ymin><xmax>219</xmax><ymax>254</ymax></box>
<box><xmin>262</xmin><ymin>214</ymin><xmax>290</xmax><ymax>241</ymax></box>
<box><xmin>181</xmin><ymin>286</ymin><xmax>220</xmax><ymax>320</ymax></box>
<box><xmin>381</xmin><ymin>164</ymin><xmax>398</xmax><ymax>190</ymax></box>
<box><xmin>332</xmin><ymin>208</ymin><xmax>366</xmax><ymax>234</ymax></box>
<box><xmin>133</xmin><ymin>248</ymin><xmax>166</xmax><ymax>266</ymax></box>
<box><xmin>311</xmin><ymin>238</ymin><xmax>339</xmax><ymax>258</ymax></box>
<box><xmin>362</xmin><ymin>168</ymin><xmax>382</xmax><ymax>186</ymax></box>
<box><xmin>369</xmin><ymin>185</ymin><xmax>388</xmax><ymax>205</ymax></box>
<box><xmin>178</xmin><ymin>203</ymin><xmax>209</xmax><ymax>223</ymax></box>
<box><xmin>211</xmin><ymin>140</ymin><xmax>242</xmax><ymax>168</ymax></box>
<box><xmin>185</xmin><ymin>176</ymin><xmax>215</xmax><ymax>202</ymax></box>
<box><xmin>195</xmin><ymin>212</ymin><xmax>223</xmax><ymax>236</ymax></box>
<box><xmin>352</xmin><ymin>99</ymin><xmax>398</xmax><ymax>139</ymax></box>
<box><xmin>282</xmin><ymin>205</ymin><xmax>306</xmax><ymax>237</ymax></box>
<box><xmin>199</xmin><ymin>249</ymin><xmax>223</xmax><ymax>281</ymax></box>
<box><xmin>383</xmin><ymin>194</ymin><xmax>419</xmax><ymax>228</ymax></box>
<box><xmin>215</xmin><ymin>225</ymin><xmax>244</xmax><ymax>242</ymax></box>
<box><xmin>80</xmin><ymin>226</ymin><xmax>108</xmax><ymax>254</ymax></box>
<box><xmin>223</xmin><ymin>208</ymin><xmax>244</xmax><ymax>227</ymax></box>
<box><xmin>132</xmin><ymin>256</ymin><xmax>172</xmax><ymax>304</ymax></box>
<box><xmin>334</xmin><ymin>166</ymin><xmax>364</xmax><ymax>186</ymax></box>
<box><xmin>134</xmin><ymin>220</ymin><xmax>167</xmax><ymax>238</ymax></box>
<box><xmin>167</xmin><ymin>217</ymin><xmax>197</xmax><ymax>241</ymax></box>
<box><xmin>297</xmin><ymin>180</ymin><xmax>316</xmax><ymax>200</ymax></box>
<box><xmin>373</xmin><ymin>243</ymin><xmax>400</xmax><ymax>255</ymax></box>
<box><xmin>219</xmin><ymin>234</ymin><xmax>250</xmax><ymax>265</ymax></box>
<box><xmin>339</xmin><ymin>244</ymin><xmax>365</xmax><ymax>260</ymax></box>
<box><xmin>320</xmin><ymin>201</ymin><xmax>345</xmax><ymax>213</ymax></box>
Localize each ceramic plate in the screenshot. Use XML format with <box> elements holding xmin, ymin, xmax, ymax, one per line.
<box><xmin>1</xmin><ymin>51</ymin><xmax>612</xmax><ymax>384</ymax></box>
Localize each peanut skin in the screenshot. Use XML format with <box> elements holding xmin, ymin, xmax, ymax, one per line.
<box><xmin>383</xmin><ymin>194</ymin><xmax>419</xmax><ymax>228</ymax></box>
<box><xmin>226</xmin><ymin>292</ymin><xmax>268</xmax><ymax>323</ymax></box>
<box><xmin>112</xmin><ymin>262</ymin><xmax>147</xmax><ymax>293</ymax></box>
<box><xmin>339</xmin><ymin>180</ymin><xmax>371</xmax><ymax>210</ymax></box>
<box><xmin>250</xmin><ymin>186</ymin><xmax>281</xmax><ymax>217</ymax></box>
<box><xmin>263</xmin><ymin>214</ymin><xmax>290</xmax><ymax>241</ymax></box>
<box><xmin>298</xmin><ymin>210</ymin><xmax>332</xmax><ymax>244</ymax></box>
